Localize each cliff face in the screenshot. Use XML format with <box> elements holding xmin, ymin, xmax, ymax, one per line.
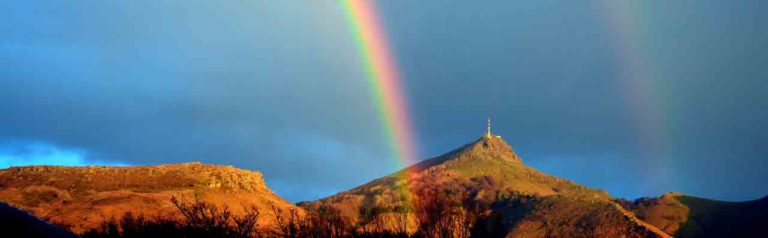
<box><xmin>0</xmin><ymin>162</ymin><xmax>269</xmax><ymax>192</ymax></box>
<box><xmin>0</xmin><ymin>162</ymin><xmax>299</xmax><ymax>234</ymax></box>
<box><xmin>301</xmin><ymin>136</ymin><xmax>670</xmax><ymax>237</ymax></box>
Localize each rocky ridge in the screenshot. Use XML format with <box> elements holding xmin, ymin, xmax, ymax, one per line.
<box><xmin>0</xmin><ymin>162</ymin><xmax>299</xmax><ymax>234</ymax></box>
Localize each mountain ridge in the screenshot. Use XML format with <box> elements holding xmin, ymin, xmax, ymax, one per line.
<box><xmin>0</xmin><ymin>162</ymin><xmax>300</xmax><ymax>234</ymax></box>
<box><xmin>618</xmin><ymin>192</ymin><xmax>768</xmax><ymax>237</ymax></box>
<box><xmin>1</xmin><ymin>136</ymin><xmax>764</xmax><ymax>237</ymax></box>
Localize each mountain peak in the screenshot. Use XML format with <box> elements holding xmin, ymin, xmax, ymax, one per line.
<box><xmin>303</xmin><ymin>132</ymin><xmax>670</xmax><ymax>237</ymax></box>
<box><xmin>411</xmin><ymin>135</ymin><xmax>522</xmax><ymax>171</ymax></box>
<box><xmin>391</xmin><ymin>136</ymin><xmax>516</xmax><ymax>177</ymax></box>
<box><xmin>446</xmin><ymin>118</ymin><xmax>521</xmax><ymax>163</ymax></box>
<box><xmin>463</xmin><ymin>135</ymin><xmax>522</xmax><ymax>163</ymax></box>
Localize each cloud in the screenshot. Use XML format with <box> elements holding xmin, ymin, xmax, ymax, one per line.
<box><xmin>0</xmin><ymin>140</ymin><xmax>127</xmax><ymax>168</ymax></box>
<box><xmin>0</xmin><ymin>0</ymin><xmax>767</xmax><ymax>203</ymax></box>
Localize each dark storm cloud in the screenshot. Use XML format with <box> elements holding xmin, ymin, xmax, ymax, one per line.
<box><xmin>2</xmin><ymin>0</ymin><xmax>767</xmax><ymax>202</ymax></box>
<box><xmin>381</xmin><ymin>0</ymin><xmax>768</xmax><ymax>201</ymax></box>
<box><xmin>1</xmin><ymin>1</ymin><xmax>393</xmax><ymax>201</ymax></box>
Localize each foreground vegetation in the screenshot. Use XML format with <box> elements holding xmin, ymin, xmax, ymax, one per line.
<box><xmin>78</xmin><ymin>187</ymin><xmax>664</xmax><ymax>238</ymax></box>
<box><xmin>79</xmin><ymin>190</ymin><xmax>518</xmax><ymax>238</ymax></box>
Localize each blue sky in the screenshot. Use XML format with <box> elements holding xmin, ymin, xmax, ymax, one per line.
<box><xmin>1</xmin><ymin>0</ymin><xmax>767</xmax><ymax>202</ymax></box>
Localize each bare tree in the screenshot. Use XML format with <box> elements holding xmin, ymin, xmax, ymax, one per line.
<box><xmin>233</xmin><ymin>205</ymin><xmax>260</xmax><ymax>238</ymax></box>
<box><xmin>272</xmin><ymin>205</ymin><xmax>301</xmax><ymax>238</ymax></box>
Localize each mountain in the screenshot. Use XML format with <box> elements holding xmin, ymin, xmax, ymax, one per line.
<box><xmin>300</xmin><ymin>135</ymin><xmax>671</xmax><ymax>237</ymax></box>
<box><xmin>0</xmin><ymin>162</ymin><xmax>300</xmax><ymax>234</ymax></box>
<box><xmin>2</xmin><ymin>136</ymin><xmax>763</xmax><ymax>237</ymax></box>
<box><xmin>617</xmin><ymin>192</ymin><xmax>768</xmax><ymax>237</ymax></box>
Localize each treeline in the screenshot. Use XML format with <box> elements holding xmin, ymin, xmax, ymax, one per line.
<box><xmin>80</xmin><ymin>191</ymin><xmax>535</xmax><ymax>238</ymax></box>
<box><xmin>82</xmin><ymin>197</ymin><xmax>352</xmax><ymax>238</ymax></box>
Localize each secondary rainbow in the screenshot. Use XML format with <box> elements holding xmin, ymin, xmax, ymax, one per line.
<box><xmin>598</xmin><ymin>1</ymin><xmax>681</xmax><ymax>192</ymax></box>
<box><xmin>339</xmin><ymin>0</ymin><xmax>419</xmax><ymax>169</ymax></box>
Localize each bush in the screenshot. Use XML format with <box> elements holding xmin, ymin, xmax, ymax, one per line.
<box><xmin>82</xmin><ymin>197</ymin><xmax>261</xmax><ymax>238</ymax></box>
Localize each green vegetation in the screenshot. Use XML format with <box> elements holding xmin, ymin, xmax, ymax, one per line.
<box><xmin>300</xmin><ymin>137</ymin><xmax>666</xmax><ymax>237</ymax></box>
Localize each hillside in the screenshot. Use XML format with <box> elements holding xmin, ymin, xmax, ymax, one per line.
<box><xmin>0</xmin><ymin>201</ymin><xmax>78</xmax><ymax>238</ymax></box>
<box><xmin>0</xmin><ymin>162</ymin><xmax>300</xmax><ymax>234</ymax></box>
<box><xmin>618</xmin><ymin>192</ymin><xmax>768</xmax><ymax>237</ymax></box>
<box><xmin>3</xmin><ymin>136</ymin><xmax>762</xmax><ymax>237</ymax></box>
<box><xmin>300</xmin><ymin>135</ymin><xmax>670</xmax><ymax>237</ymax></box>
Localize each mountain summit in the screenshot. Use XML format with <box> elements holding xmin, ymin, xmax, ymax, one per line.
<box><xmin>408</xmin><ymin>135</ymin><xmax>522</xmax><ymax>170</ymax></box>
<box><xmin>301</xmin><ymin>135</ymin><xmax>670</xmax><ymax>237</ymax></box>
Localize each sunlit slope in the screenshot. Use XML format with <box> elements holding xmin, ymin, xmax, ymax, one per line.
<box><xmin>619</xmin><ymin>192</ymin><xmax>768</xmax><ymax>237</ymax></box>
<box><xmin>302</xmin><ymin>136</ymin><xmax>670</xmax><ymax>237</ymax></box>
<box><xmin>0</xmin><ymin>162</ymin><xmax>300</xmax><ymax>234</ymax></box>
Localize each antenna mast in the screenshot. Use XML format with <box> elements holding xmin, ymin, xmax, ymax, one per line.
<box><xmin>485</xmin><ymin>118</ymin><xmax>492</xmax><ymax>138</ymax></box>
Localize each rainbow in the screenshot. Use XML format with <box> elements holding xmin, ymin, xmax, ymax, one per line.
<box><xmin>598</xmin><ymin>1</ymin><xmax>678</xmax><ymax>193</ymax></box>
<box><xmin>339</xmin><ymin>0</ymin><xmax>419</xmax><ymax>169</ymax></box>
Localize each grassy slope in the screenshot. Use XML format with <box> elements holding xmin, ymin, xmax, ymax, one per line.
<box><xmin>622</xmin><ymin>193</ymin><xmax>768</xmax><ymax>237</ymax></box>
<box><xmin>302</xmin><ymin>136</ymin><xmax>669</xmax><ymax>237</ymax></box>
<box><xmin>0</xmin><ymin>162</ymin><xmax>299</xmax><ymax>234</ymax></box>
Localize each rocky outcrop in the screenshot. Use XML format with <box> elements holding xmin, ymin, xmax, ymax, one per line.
<box><xmin>0</xmin><ymin>162</ymin><xmax>299</xmax><ymax>234</ymax></box>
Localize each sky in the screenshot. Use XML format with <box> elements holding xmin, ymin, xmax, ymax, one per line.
<box><xmin>1</xmin><ymin>0</ymin><xmax>767</xmax><ymax>202</ymax></box>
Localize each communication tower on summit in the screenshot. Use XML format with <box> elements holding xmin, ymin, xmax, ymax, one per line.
<box><xmin>485</xmin><ymin>118</ymin><xmax>492</xmax><ymax>138</ymax></box>
<box><xmin>484</xmin><ymin>118</ymin><xmax>502</xmax><ymax>139</ymax></box>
